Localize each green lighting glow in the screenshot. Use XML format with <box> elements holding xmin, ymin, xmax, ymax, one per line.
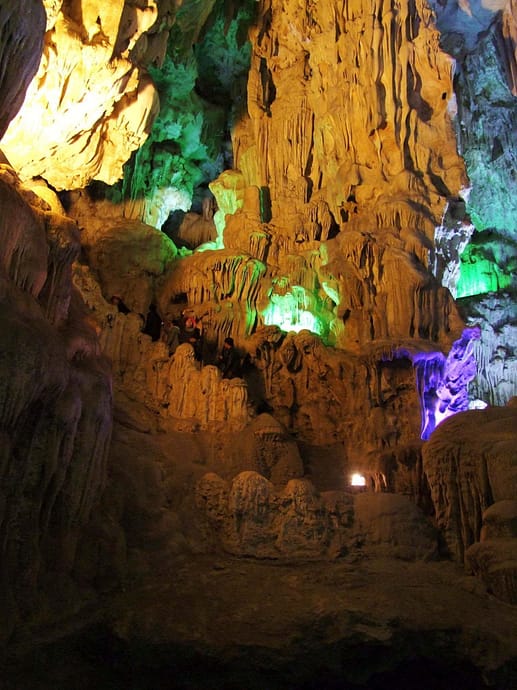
<box><xmin>456</xmin><ymin>255</ymin><xmax>512</xmax><ymax>298</ymax></box>
<box><xmin>321</xmin><ymin>280</ymin><xmax>340</xmax><ymax>305</ymax></box>
<box><xmin>452</xmin><ymin>39</ymin><xmax>517</xmax><ymax>300</ymax></box>
<box><xmin>102</xmin><ymin>1</ymin><xmax>255</xmax><ymax>230</ymax></box>
<box><xmin>194</xmin><ymin>2</ymin><xmax>253</xmax><ymax>103</ymax></box>
<box><xmin>262</xmin><ymin>285</ymin><xmax>325</xmax><ymax>336</ymax></box>
<box><xmin>455</xmin><ymin>230</ymin><xmax>516</xmax><ymax>298</ymax></box>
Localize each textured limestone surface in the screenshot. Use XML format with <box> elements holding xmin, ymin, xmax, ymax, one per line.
<box><xmin>4</xmin><ymin>414</ymin><xmax>515</xmax><ymax>688</ymax></box>
<box><xmin>0</xmin><ymin>0</ymin><xmax>46</xmax><ymax>139</ymax></box>
<box><xmin>0</xmin><ymin>0</ymin><xmax>161</xmax><ymax>189</ymax></box>
<box><xmin>168</xmin><ymin>0</ymin><xmax>469</xmax><ymax>353</ymax></box>
<box><xmin>430</xmin><ymin>0</ymin><xmax>517</xmax><ymax>411</ymax></box>
<box><xmin>423</xmin><ymin>402</ymin><xmax>517</xmax><ymax>568</ymax></box>
<box><xmin>466</xmin><ymin>499</ymin><xmax>517</xmax><ymax>605</ymax></box>
<box><xmin>0</xmin><ymin>0</ymin><xmax>516</xmax><ymax>686</ymax></box>
<box><xmin>99</xmin><ymin>553</ymin><xmax>517</xmax><ymax>688</ymax></box>
<box><xmin>0</xmin><ymin>164</ymin><xmax>113</xmax><ymax>638</ymax></box>
<box><xmin>4</xmin><ymin>550</ymin><xmax>517</xmax><ymax>689</ymax></box>
<box><xmin>196</xmin><ymin>472</ymin><xmax>439</xmax><ymax>560</ymax></box>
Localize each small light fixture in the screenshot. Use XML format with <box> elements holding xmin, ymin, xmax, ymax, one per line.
<box><xmin>350</xmin><ymin>473</ymin><xmax>366</xmax><ymax>487</ymax></box>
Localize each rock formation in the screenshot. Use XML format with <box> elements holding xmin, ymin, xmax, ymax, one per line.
<box><xmin>423</xmin><ymin>400</ymin><xmax>517</xmax><ymax>563</ymax></box>
<box><xmin>1</xmin><ymin>0</ymin><xmax>162</xmax><ymax>189</ymax></box>
<box><xmin>0</xmin><ymin>0</ymin><xmax>516</xmax><ymax>688</ymax></box>
<box><xmin>0</xmin><ymin>0</ymin><xmax>46</xmax><ymax>139</ymax></box>
<box><xmin>0</xmin><ymin>166</ymin><xmax>112</xmax><ymax>638</ymax></box>
<box><xmin>196</xmin><ymin>470</ymin><xmax>439</xmax><ymax>560</ymax></box>
<box><xmin>467</xmin><ymin>499</ymin><xmax>517</xmax><ymax>605</ymax></box>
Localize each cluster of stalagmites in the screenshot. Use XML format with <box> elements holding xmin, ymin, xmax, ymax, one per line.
<box><xmin>71</xmin><ymin>212</ymin><xmax>423</xmax><ymax>448</ymax></box>
<box><xmin>195</xmin><ymin>469</ymin><xmax>439</xmax><ymax>561</ymax></box>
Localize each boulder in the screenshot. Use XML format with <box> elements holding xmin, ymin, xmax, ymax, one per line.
<box><xmin>466</xmin><ymin>500</ymin><xmax>517</xmax><ymax>604</ymax></box>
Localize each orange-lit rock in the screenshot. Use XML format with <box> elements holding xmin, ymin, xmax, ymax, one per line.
<box><xmin>352</xmin><ymin>492</ymin><xmax>439</xmax><ymax>561</ymax></box>
<box><xmin>502</xmin><ymin>0</ymin><xmax>517</xmax><ymax>94</ymax></box>
<box><xmin>239</xmin><ymin>0</ymin><xmax>466</xmax><ymax>221</ymax></box>
<box><xmin>196</xmin><ymin>472</ymin><xmax>439</xmax><ymax>560</ymax></box>
<box><xmin>423</xmin><ymin>402</ymin><xmax>517</xmax><ymax>562</ymax></box>
<box><xmin>80</xmin><ymin>217</ymin><xmax>177</xmax><ymax>314</ymax></box>
<box><xmin>195</xmin><ymin>470</ymin><xmax>351</xmax><ymax>558</ymax></box>
<box><xmin>0</xmin><ymin>0</ymin><xmax>160</xmax><ymax>189</ymax></box>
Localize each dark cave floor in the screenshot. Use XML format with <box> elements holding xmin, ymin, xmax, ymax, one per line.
<box><xmin>3</xmin><ymin>551</ymin><xmax>517</xmax><ymax>690</ymax></box>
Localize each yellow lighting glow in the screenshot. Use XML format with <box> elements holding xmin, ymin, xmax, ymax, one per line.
<box><xmin>350</xmin><ymin>473</ymin><xmax>366</xmax><ymax>487</ymax></box>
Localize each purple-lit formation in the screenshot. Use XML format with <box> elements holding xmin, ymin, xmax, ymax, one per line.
<box><xmin>414</xmin><ymin>327</ymin><xmax>481</xmax><ymax>440</ymax></box>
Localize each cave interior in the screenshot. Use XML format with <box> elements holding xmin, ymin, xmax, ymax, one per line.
<box><xmin>0</xmin><ymin>1</ymin><xmax>516</xmax><ymax>688</ymax></box>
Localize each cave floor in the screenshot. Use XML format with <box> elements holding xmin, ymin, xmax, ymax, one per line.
<box><xmin>4</xmin><ymin>550</ymin><xmax>517</xmax><ymax>690</ymax></box>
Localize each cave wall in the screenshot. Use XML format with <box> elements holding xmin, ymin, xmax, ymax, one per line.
<box><xmin>2</xmin><ymin>0</ymin><xmax>509</xmax><ymax>412</ymax></box>
<box><xmin>1</xmin><ymin>0</ymin><xmax>512</xmax><ymax>473</ymax></box>
<box><xmin>0</xmin><ymin>0</ymin><xmax>46</xmax><ymax>139</ymax></box>
<box><xmin>429</xmin><ymin>0</ymin><xmax>517</xmax><ymax>409</ymax></box>
<box><xmin>0</xmin><ymin>0</ymin><xmax>115</xmax><ymax>634</ymax></box>
<box><xmin>0</xmin><ymin>168</ymin><xmax>112</xmax><ymax>635</ymax></box>
<box><xmin>42</xmin><ymin>0</ymin><xmax>466</xmax><ymax>461</ymax></box>
<box><xmin>208</xmin><ymin>0</ymin><xmax>468</xmax><ymax>352</ymax></box>
<box><xmin>422</xmin><ymin>399</ymin><xmax>517</xmax><ymax>603</ymax></box>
